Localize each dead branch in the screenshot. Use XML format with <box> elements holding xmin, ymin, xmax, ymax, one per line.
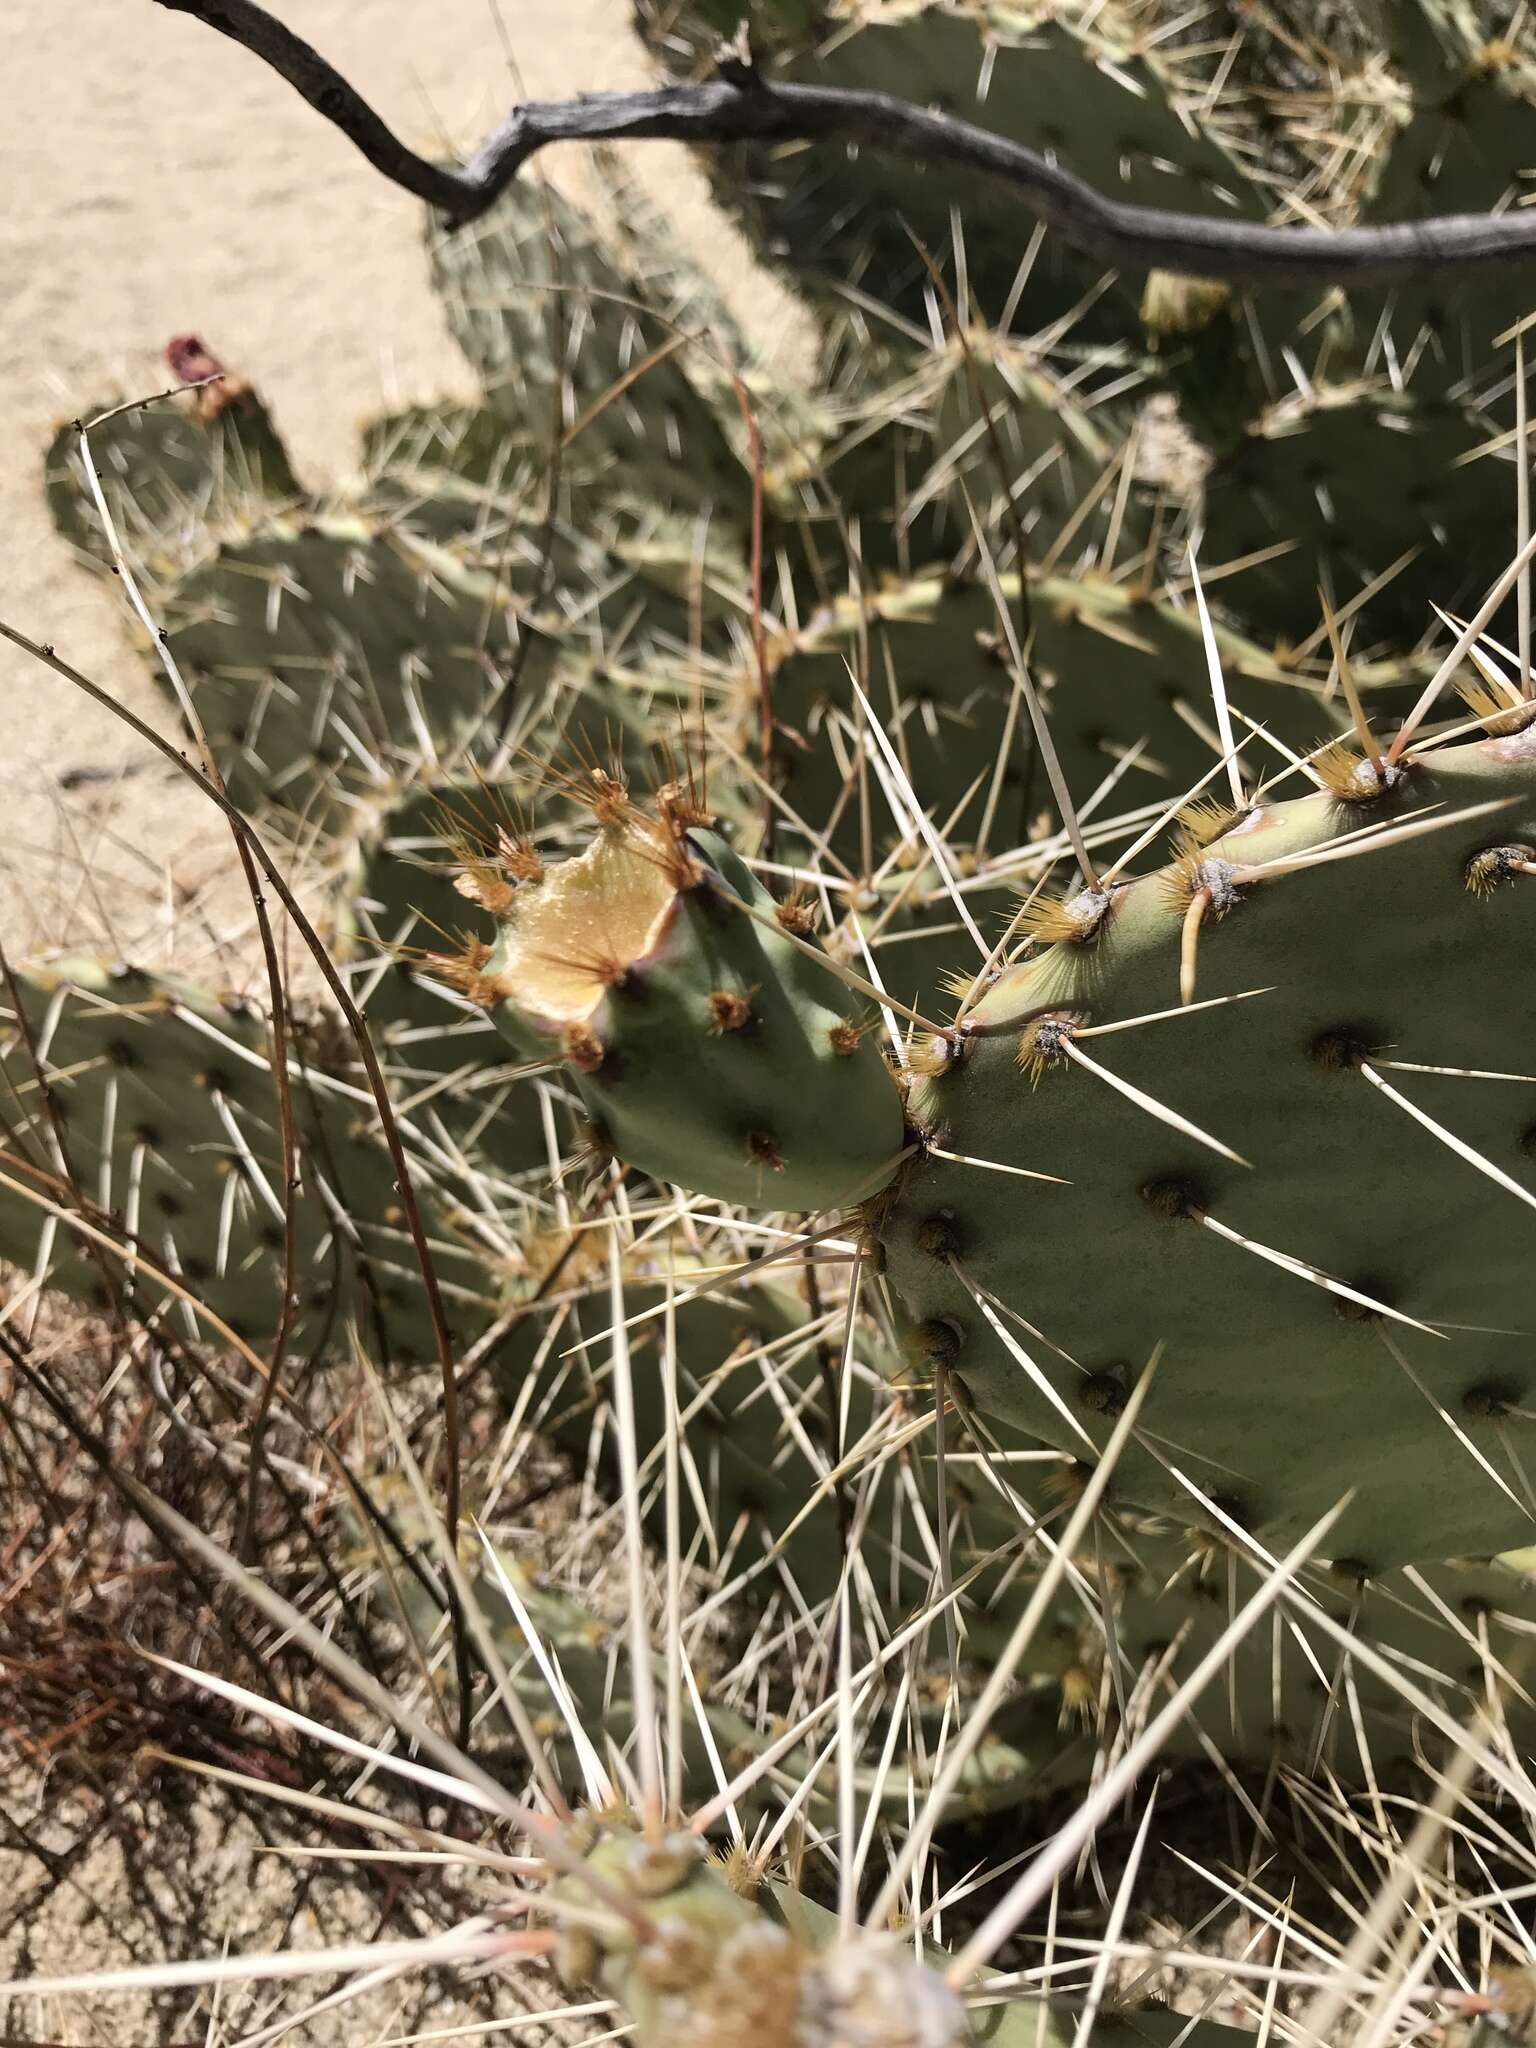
<box><xmin>153</xmin><ymin>0</ymin><xmax>1536</xmax><ymax>288</ymax></box>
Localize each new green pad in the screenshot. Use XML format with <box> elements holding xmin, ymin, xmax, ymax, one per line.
<box><xmin>484</xmin><ymin>814</ymin><xmax>907</xmax><ymax>1211</ymax></box>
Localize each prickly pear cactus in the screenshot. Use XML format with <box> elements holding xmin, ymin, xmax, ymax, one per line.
<box><xmin>805</xmin><ymin>330</ymin><xmax>1123</xmax><ymax>577</ymax></box>
<box><xmin>947</xmin><ymin>1481</ymin><xmax>1536</xmax><ymax>1773</ymax></box>
<box><xmin>1347</xmin><ymin>0</ymin><xmax>1536</xmax><ymax>404</ymax></box>
<box><xmin>473</xmin><ymin>729</ymin><xmax>1536</xmax><ymax>1573</ymax></box>
<box><xmin>333</xmin><ymin>780</ymin><xmax>514</xmax><ymax>1082</ymax></box>
<box><xmin>566</xmin><ymin>1828</ymin><xmax>967</xmax><ymax>2048</ymax></box>
<box><xmin>343</xmin><ymin>1478</ymin><xmax>768</xmax><ymax>1806</ymax></box>
<box><xmin>33</xmin><ymin>13</ymin><xmax>1536</xmax><ymax>1952</ymax></box>
<box><xmin>1198</xmin><ymin>382</ymin><xmax>1514</xmax><ymax>647</ymax></box>
<box><xmin>496</xmin><ymin>1259</ymin><xmax>976</xmax><ymax>1634</ymax></box>
<box><xmin>157</xmin><ymin>512</ymin><xmax>554</xmax><ymax>822</ymax></box>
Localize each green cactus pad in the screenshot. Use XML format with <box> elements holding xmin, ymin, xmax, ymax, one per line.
<box><xmin>354</xmin><ymin>402</ymin><xmax>752</xmax><ymax>638</ymax></box>
<box><xmin>567</xmin><ymin>1829</ymin><xmax>972</xmax><ymax>2048</ymax></box>
<box><xmin>773</xmin><ymin>1882</ymin><xmax>1274</xmax><ymax>2047</ymax></box>
<box><xmin>944</xmin><ymin>1470</ymin><xmax>1536</xmax><ymax>1777</ymax></box>
<box><xmin>565</xmin><ymin>1822</ymin><xmax>1252</xmax><ymax>2047</ymax></box>
<box><xmin>335</xmin><ymin>780</ymin><xmax>512</xmax><ymax>1082</ymax></box>
<box><xmin>428</xmin><ymin>174</ymin><xmax>749</xmax><ymax>528</ymax></box>
<box><xmin>0</xmin><ymin>959</ymin><xmax>489</xmax><ymax>1363</ymax></box>
<box><xmin>159</xmin><ymin>512</ymin><xmax>557</xmax><ymax>820</ymax></box>
<box><xmin>1201</xmin><ymin>383</ymin><xmax>1512</xmax><ymax>646</ymax></box>
<box><xmin>806</xmin><ymin>331</ymin><xmax>1121</xmax><ymax>577</ymax></box>
<box><xmin>495</xmin><ymin>1259</ymin><xmax>1091</xmax><ymax>1814</ymax></box>
<box><xmin>1350</xmin><ymin>9</ymin><xmax>1536</xmax><ymax>404</ymax></box>
<box><xmin>357</xmin><ymin>401</ymin><xmax>530</xmax><ymax>503</ymax></box>
<box><xmin>769</xmin><ymin>572</ymin><xmax>1351</xmax><ymax>869</ymax></box>
<box><xmin>330</xmin><ymin>778</ymin><xmax>597</xmax><ymax>1191</ymax></box>
<box><xmin>343</xmin><ymin>1484</ymin><xmax>767</xmax><ymax>1808</ymax></box>
<box><xmin>45</xmin><ymin>378</ymin><xmax>300</xmax><ymax>577</ymax></box>
<box><xmin>1169</xmin><ymin>15</ymin><xmax>1536</xmax><ymax>460</ymax></box>
<box><xmin>482</xmin><ymin>810</ymin><xmax>907</xmax><ymax>1210</ymax></box>
<box><xmin>498</xmin><ymin>1264</ymin><xmax>941</xmax><ymax>1613</ymax></box>
<box><xmin>881</xmin><ymin>731</ymin><xmax>1536</xmax><ymax>1570</ymax></box>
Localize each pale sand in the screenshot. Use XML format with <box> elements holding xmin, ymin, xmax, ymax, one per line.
<box><xmin>0</xmin><ymin>0</ymin><xmax>803</xmax><ymax>965</ymax></box>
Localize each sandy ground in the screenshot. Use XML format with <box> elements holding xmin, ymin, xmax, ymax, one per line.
<box><xmin>0</xmin><ymin>0</ymin><xmax>803</xmax><ymax>966</ymax></box>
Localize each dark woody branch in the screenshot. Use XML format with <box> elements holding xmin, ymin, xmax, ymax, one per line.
<box><xmin>153</xmin><ymin>0</ymin><xmax>1536</xmax><ymax>289</ymax></box>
